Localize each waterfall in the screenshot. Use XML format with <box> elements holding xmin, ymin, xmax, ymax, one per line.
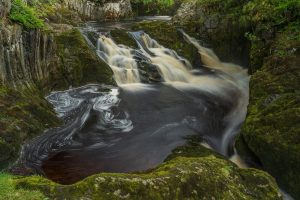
<box><xmin>130</xmin><ymin>31</ymin><xmax>193</xmax><ymax>83</ymax></box>
<box><xmin>96</xmin><ymin>35</ymin><xmax>141</xmax><ymax>85</ymax></box>
<box><xmin>95</xmin><ymin>29</ymin><xmax>249</xmax><ymax>155</ymax></box>
<box><xmin>96</xmin><ymin>31</ymin><xmax>193</xmax><ymax>84</ymax></box>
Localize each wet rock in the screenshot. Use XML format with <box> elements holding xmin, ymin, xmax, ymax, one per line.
<box><xmin>103</xmin><ymin>0</ymin><xmax>132</xmax><ymax>20</ymax></box>
<box><xmin>172</xmin><ymin>0</ymin><xmax>250</xmax><ymax>67</ymax></box>
<box><xmin>64</xmin><ymin>0</ymin><xmax>132</xmax><ymax>21</ymax></box>
<box><xmin>130</xmin><ymin>21</ymin><xmax>201</xmax><ymax>69</ymax></box>
<box><xmin>0</xmin><ymin>0</ymin><xmax>11</xmax><ymax>18</ymax></box>
<box><xmin>237</xmin><ymin>23</ymin><xmax>300</xmax><ymax>198</ymax></box>
<box><xmin>0</xmin><ymin>23</ymin><xmax>57</xmax><ymax>87</ymax></box>
<box><xmin>52</xmin><ymin>28</ymin><xmax>115</xmax><ymax>89</ymax></box>
<box><xmin>0</xmin><ymin>85</ymin><xmax>61</xmax><ymax>169</ymax></box>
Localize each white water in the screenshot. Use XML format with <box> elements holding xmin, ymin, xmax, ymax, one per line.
<box><xmin>96</xmin><ymin>35</ymin><xmax>141</xmax><ymax>85</ymax></box>
<box><xmin>95</xmin><ymin>30</ymin><xmax>249</xmax><ymax>155</ymax></box>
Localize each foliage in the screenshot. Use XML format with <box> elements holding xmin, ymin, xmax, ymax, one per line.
<box><xmin>9</xmin><ymin>0</ymin><xmax>44</xmax><ymax>29</ymax></box>
<box><xmin>131</xmin><ymin>0</ymin><xmax>178</xmax><ymax>15</ymax></box>
<box><xmin>243</xmin><ymin>0</ymin><xmax>300</xmax><ymax>25</ymax></box>
<box><xmin>133</xmin><ymin>0</ymin><xmax>174</xmax><ymax>7</ymax></box>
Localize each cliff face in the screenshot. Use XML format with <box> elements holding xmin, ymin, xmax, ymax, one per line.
<box><xmin>172</xmin><ymin>0</ymin><xmax>250</xmax><ymax>67</ymax></box>
<box><xmin>0</xmin><ymin>0</ymin><xmax>11</xmax><ymax>18</ymax></box>
<box><xmin>0</xmin><ymin>24</ymin><xmax>57</xmax><ymax>87</ymax></box>
<box><xmin>0</xmin><ymin>0</ymin><xmax>131</xmax><ymax>87</ymax></box>
<box><xmin>64</xmin><ymin>0</ymin><xmax>132</xmax><ymax>21</ymax></box>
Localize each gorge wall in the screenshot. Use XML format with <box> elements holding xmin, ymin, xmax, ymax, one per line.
<box><xmin>171</xmin><ymin>0</ymin><xmax>299</xmax><ymax>198</ymax></box>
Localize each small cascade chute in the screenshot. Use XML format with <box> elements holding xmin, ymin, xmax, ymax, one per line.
<box><xmin>96</xmin><ymin>34</ymin><xmax>141</xmax><ymax>85</ymax></box>
<box><xmin>129</xmin><ymin>31</ymin><xmax>193</xmax><ymax>83</ymax></box>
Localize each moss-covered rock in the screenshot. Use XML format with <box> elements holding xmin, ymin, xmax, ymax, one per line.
<box><xmin>49</xmin><ymin>28</ymin><xmax>115</xmax><ymax>90</ymax></box>
<box><xmin>242</xmin><ymin>0</ymin><xmax>300</xmax><ymax>73</ymax></box>
<box><xmin>110</xmin><ymin>28</ymin><xmax>138</xmax><ymax>49</ymax></box>
<box><xmin>0</xmin><ymin>85</ymin><xmax>61</xmax><ymax>169</ymax></box>
<box><xmin>172</xmin><ymin>0</ymin><xmax>251</xmax><ymax>66</ymax></box>
<box><xmin>236</xmin><ymin>22</ymin><xmax>300</xmax><ymax>198</ymax></box>
<box><xmin>14</xmin><ymin>146</ymin><xmax>282</xmax><ymax>200</ymax></box>
<box><xmin>0</xmin><ymin>135</ymin><xmax>282</xmax><ymax>199</ymax></box>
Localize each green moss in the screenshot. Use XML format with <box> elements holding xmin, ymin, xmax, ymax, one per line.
<box><xmin>242</xmin><ymin>0</ymin><xmax>300</xmax><ymax>73</ymax></box>
<box><xmin>172</xmin><ymin>0</ymin><xmax>251</xmax><ymax>66</ymax></box>
<box><xmin>110</xmin><ymin>29</ymin><xmax>138</xmax><ymax>49</ymax></box>
<box><xmin>0</xmin><ymin>85</ymin><xmax>61</xmax><ymax>169</ymax></box>
<box><xmin>165</xmin><ymin>136</ymin><xmax>224</xmax><ymax>161</ymax></box>
<box><xmin>14</xmin><ymin>155</ymin><xmax>281</xmax><ymax>200</ymax></box>
<box><xmin>237</xmin><ymin>19</ymin><xmax>300</xmax><ymax>198</ymax></box>
<box><xmin>131</xmin><ymin>0</ymin><xmax>179</xmax><ymax>16</ymax></box>
<box><xmin>0</xmin><ymin>173</ymin><xmax>47</xmax><ymax>200</ymax></box>
<box><xmin>50</xmin><ymin>29</ymin><xmax>115</xmax><ymax>90</ymax></box>
<box><xmin>9</xmin><ymin>0</ymin><xmax>44</xmax><ymax>29</ymax></box>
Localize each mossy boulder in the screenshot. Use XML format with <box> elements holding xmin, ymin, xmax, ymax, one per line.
<box><xmin>110</xmin><ymin>28</ymin><xmax>138</xmax><ymax>49</ymax></box>
<box><xmin>236</xmin><ymin>22</ymin><xmax>300</xmax><ymax>198</ymax></box>
<box><xmin>13</xmin><ymin>141</ymin><xmax>282</xmax><ymax>200</ymax></box>
<box><xmin>49</xmin><ymin>28</ymin><xmax>115</xmax><ymax>90</ymax></box>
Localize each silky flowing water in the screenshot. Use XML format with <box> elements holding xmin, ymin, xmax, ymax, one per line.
<box><xmin>20</xmin><ymin>18</ymin><xmax>249</xmax><ymax>184</ymax></box>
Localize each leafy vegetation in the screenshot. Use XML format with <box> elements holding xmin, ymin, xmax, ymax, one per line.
<box><xmin>9</xmin><ymin>0</ymin><xmax>44</xmax><ymax>29</ymax></box>
<box><xmin>131</xmin><ymin>0</ymin><xmax>179</xmax><ymax>16</ymax></box>
<box><xmin>242</xmin><ymin>0</ymin><xmax>300</xmax><ymax>72</ymax></box>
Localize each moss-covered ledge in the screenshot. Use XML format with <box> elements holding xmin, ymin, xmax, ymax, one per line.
<box><xmin>236</xmin><ymin>22</ymin><xmax>300</xmax><ymax>198</ymax></box>
<box><xmin>12</xmin><ymin>145</ymin><xmax>282</xmax><ymax>200</ymax></box>
<box><xmin>0</xmin><ymin>85</ymin><xmax>61</xmax><ymax>169</ymax></box>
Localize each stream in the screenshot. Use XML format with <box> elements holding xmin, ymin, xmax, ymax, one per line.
<box><xmin>20</xmin><ymin>17</ymin><xmax>249</xmax><ymax>184</ymax></box>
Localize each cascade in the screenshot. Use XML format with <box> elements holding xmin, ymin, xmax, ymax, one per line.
<box><xmin>20</xmin><ymin>26</ymin><xmax>249</xmax><ymax>184</ymax></box>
